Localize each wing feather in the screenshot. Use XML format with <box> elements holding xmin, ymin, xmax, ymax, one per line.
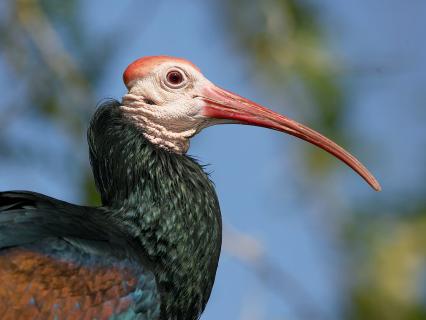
<box><xmin>0</xmin><ymin>191</ymin><xmax>160</xmax><ymax>320</ymax></box>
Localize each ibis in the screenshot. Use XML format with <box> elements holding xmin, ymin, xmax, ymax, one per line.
<box><xmin>0</xmin><ymin>56</ymin><xmax>380</xmax><ymax>319</ymax></box>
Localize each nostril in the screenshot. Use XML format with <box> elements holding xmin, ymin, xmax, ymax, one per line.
<box><xmin>143</xmin><ymin>98</ymin><xmax>155</xmax><ymax>105</ymax></box>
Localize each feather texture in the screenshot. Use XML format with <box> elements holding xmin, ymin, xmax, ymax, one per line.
<box><xmin>0</xmin><ymin>100</ymin><xmax>222</xmax><ymax>319</ymax></box>
<box><xmin>0</xmin><ymin>191</ymin><xmax>160</xmax><ymax>319</ymax></box>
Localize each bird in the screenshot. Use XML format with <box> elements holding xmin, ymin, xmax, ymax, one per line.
<box><xmin>0</xmin><ymin>56</ymin><xmax>381</xmax><ymax>320</ymax></box>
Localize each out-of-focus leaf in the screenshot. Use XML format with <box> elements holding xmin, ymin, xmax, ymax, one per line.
<box><xmin>344</xmin><ymin>207</ymin><xmax>426</xmax><ymax>320</ymax></box>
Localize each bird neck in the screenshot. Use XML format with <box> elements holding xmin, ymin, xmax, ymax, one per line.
<box><xmin>88</xmin><ymin>100</ymin><xmax>222</xmax><ymax>319</ymax></box>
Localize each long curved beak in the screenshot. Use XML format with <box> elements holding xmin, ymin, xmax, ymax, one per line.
<box><xmin>200</xmin><ymin>85</ymin><xmax>381</xmax><ymax>191</ymax></box>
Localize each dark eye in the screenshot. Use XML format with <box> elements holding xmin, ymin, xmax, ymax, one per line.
<box><xmin>166</xmin><ymin>70</ymin><xmax>184</xmax><ymax>87</ymax></box>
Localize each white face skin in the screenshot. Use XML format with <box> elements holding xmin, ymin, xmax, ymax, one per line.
<box><xmin>121</xmin><ymin>62</ymin><xmax>212</xmax><ymax>154</ymax></box>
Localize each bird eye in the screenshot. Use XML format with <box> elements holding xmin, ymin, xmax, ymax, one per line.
<box><xmin>165</xmin><ymin>70</ymin><xmax>185</xmax><ymax>88</ymax></box>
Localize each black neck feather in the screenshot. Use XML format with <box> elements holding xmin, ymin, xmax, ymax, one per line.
<box><xmin>87</xmin><ymin>100</ymin><xmax>222</xmax><ymax>319</ymax></box>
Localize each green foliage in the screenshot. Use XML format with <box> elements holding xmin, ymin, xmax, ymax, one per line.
<box><xmin>344</xmin><ymin>208</ymin><xmax>426</xmax><ymax>319</ymax></box>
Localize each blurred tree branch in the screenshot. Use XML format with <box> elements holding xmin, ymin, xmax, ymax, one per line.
<box><xmin>224</xmin><ymin>225</ymin><xmax>329</xmax><ymax>320</ymax></box>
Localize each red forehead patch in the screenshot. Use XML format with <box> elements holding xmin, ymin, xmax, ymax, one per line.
<box><xmin>123</xmin><ymin>56</ymin><xmax>200</xmax><ymax>88</ymax></box>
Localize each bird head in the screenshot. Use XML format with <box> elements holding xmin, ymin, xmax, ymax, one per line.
<box><xmin>121</xmin><ymin>55</ymin><xmax>381</xmax><ymax>191</ymax></box>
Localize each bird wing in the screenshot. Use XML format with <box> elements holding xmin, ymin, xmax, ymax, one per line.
<box><xmin>0</xmin><ymin>191</ymin><xmax>161</xmax><ymax>320</ymax></box>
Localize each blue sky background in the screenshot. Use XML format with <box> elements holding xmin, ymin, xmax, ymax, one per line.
<box><xmin>1</xmin><ymin>1</ymin><xmax>425</xmax><ymax>319</ymax></box>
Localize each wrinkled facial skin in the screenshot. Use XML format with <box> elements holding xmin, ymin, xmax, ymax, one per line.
<box><xmin>121</xmin><ymin>62</ymin><xmax>214</xmax><ymax>153</ymax></box>
<box><xmin>126</xmin><ymin>62</ymin><xmax>211</xmax><ymax>129</ymax></box>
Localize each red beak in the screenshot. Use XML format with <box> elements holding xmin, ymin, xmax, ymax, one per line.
<box><xmin>200</xmin><ymin>85</ymin><xmax>381</xmax><ymax>191</ymax></box>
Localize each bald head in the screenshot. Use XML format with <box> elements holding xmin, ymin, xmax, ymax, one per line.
<box><xmin>123</xmin><ymin>56</ymin><xmax>201</xmax><ymax>89</ymax></box>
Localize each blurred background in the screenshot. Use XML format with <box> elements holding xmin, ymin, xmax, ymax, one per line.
<box><xmin>0</xmin><ymin>0</ymin><xmax>425</xmax><ymax>319</ymax></box>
